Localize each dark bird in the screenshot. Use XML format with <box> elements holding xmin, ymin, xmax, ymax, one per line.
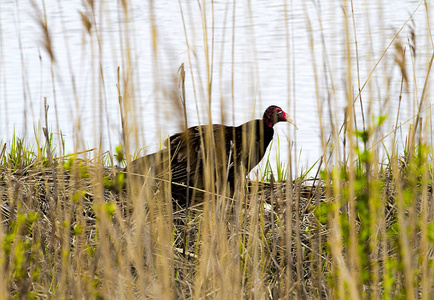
<box><xmin>126</xmin><ymin>105</ymin><xmax>296</xmax><ymax>207</ymax></box>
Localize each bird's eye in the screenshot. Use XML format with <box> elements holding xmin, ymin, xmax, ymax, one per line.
<box><xmin>276</xmin><ymin>109</ymin><xmax>282</xmax><ymax>114</ymax></box>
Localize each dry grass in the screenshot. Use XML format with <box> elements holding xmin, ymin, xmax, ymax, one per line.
<box><xmin>0</xmin><ymin>159</ymin><xmax>324</xmax><ymax>298</ymax></box>
<box><xmin>1</xmin><ymin>0</ymin><xmax>434</xmax><ymax>299</ymax></box>
<box><xmin>0</xmin><ymin>148</ymin><xmax>433</xmax><ymax>298</ymax></box>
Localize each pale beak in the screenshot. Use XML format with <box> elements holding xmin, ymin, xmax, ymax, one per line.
<box><xmin>286</xmin><ymin>116</ymin><xmax>298</xmax><ymax>130</ymax></box>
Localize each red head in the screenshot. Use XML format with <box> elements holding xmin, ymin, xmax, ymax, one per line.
<box><xmin>263</xmin><ymin>105</ymin><xmax>297</xmax><ymax>128</ymax></box>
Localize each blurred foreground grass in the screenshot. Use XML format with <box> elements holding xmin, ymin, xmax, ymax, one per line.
<box><xmin>1</xmin><ymin>0</ymin><xmax>434</xmax><ymax>298</ymax></box>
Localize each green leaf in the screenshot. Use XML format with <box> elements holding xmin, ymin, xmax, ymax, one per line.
<box><xmin>104</xmin><ymin>203</ymin><xmax>115</xmax><ymax>217</ymax></box>
<box><xmin>377</xmin><ymin>115</ymin><xmax>387</xmax><ymax>126</ymax></box>
<box><xmin>355</xmin><ymin>130</ymin><xmax>369</xmax><ymax>143</ymax></box>
<box><xmin>73</xmin><ymin>190</ymin><xmax>86</xmax><ymax>203</ymax></box>
<box><xmin>73</xmin><ymin>224</ymin><xmax>83</xmax><ymax>236</ymax></box>
<box><xmin>103</xmin><ymin>176</ymin><xmax>114</xmax><ymax>189</ymax></box>
<box><xmin>115</xmin><ymin>144</ymin><xmax>125</xmax><ymax>164</ymax></box>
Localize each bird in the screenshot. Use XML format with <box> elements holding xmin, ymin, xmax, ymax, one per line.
<box><xmin>126</xmin><ymin>105</ymin><xmax>296</xmax><ymax>207</ymax></box>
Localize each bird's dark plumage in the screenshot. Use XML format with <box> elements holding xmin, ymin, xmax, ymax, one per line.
<box><xmin>126</xmin><ymin>105</ymin><xmax>295</xmax><ymax>206</ymax></box>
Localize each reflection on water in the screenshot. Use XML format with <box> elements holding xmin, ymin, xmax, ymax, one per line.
<box><xmin>0</xmin><ymin>0</ymin><xmax>429</xmax><ymax>176</ymax></box>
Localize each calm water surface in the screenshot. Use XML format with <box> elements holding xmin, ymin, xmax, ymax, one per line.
<box><xmin>0</xmin><ymin>0</ymin><xmax>430</xmax><ymax>176</ymax></box>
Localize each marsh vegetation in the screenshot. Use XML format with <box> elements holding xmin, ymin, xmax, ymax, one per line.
<box><xmin>1</xmin><ymin>0</ymin><xmax>434</xmax><ymax>299</ymax></box>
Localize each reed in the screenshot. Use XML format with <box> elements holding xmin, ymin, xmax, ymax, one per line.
<box><xmin>1</xmin><ymin>0</ymin><xmax>433</xmax><ymax>299</ymax></box>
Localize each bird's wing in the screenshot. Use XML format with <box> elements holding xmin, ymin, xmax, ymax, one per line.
<box><xmin>164</xmin><ymin>124</ymin><xmax>236</xmax><ymax>184</ymax></box>
<box><xmin>127</xmin><ymin>149</ymin><xmax>173</xmax><ymax>180</ymax></box>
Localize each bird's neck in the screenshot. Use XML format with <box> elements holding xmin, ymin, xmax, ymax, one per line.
<box><xmin>263</xmin><ymin>118</ymin><xmax>273</xmax><ymax>128</ymax></box>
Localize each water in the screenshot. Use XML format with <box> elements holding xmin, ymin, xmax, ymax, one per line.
<box><xmin>0</xmin><ymin>0</ymin><xmax>431</xmax><ymax>176</ymax></box>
